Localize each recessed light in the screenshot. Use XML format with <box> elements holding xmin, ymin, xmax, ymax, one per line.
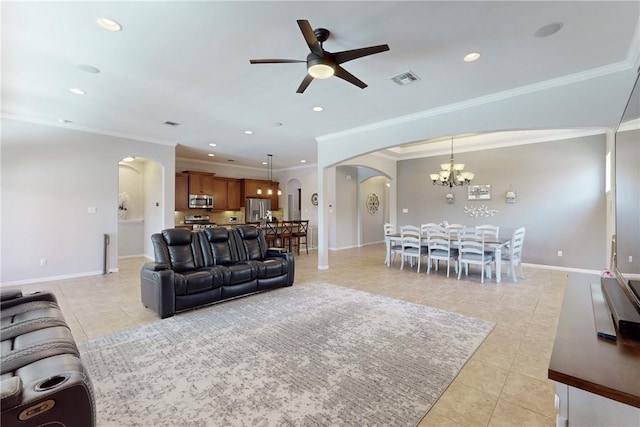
<box><xmin>69</xmin><ymin>88</ymin><xmax>86</xmax><ymax>95</ymax></box>
<box><xmin>244</xmin><ymin>130</ymin><xmax>253</xmax><ymax>135</ymax></box>
<box><xmin>77</xmin><ymin>64</ymin><xmax>100</xmax><ymax>73</ymax></box>
<box><xmin>207</xmin><ymin>153</ymin><xmax>215</xmax><ymax>157</ymax></box>
<box><xmin>534</xmin><ymin>22</ymin><xmax>563</xmax><ymax>38</ymax></box>
<box><xmin>313</xmin><ymin>106</ymin><xmax>324</xmax><ymax>112</ymax></box>
<box><xmin>208</xmin><ymin>143</ymin><xmax>217</xmax><ymax>147</ymax></box>
<box><xmin>300</xmin><ymin>160</ymin><xmax>307</xmax><ymax>163</ymax></box>
<box><xmin>463</xmin><ymin>52</ymin><xmax>481</xmax><ymax>63</ymax></box>
<box><xmin>97</xmin><ymin>18</ymin><xmax>122</xmax><ymax>32</ymax></box>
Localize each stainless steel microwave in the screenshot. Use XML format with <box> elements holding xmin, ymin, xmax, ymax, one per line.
<box><xmin>189</xmin><ymin>194</ymin><xmax>213</xmax><ymax>209</ymax></box>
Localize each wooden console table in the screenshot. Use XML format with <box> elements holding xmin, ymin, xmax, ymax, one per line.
<box><xmin>548</xmin><ymin>276</ymin><xmax>640</xmax><ymax>426</ymax></box>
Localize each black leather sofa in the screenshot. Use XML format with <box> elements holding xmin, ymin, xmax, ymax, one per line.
<box><xmin>141</xmin><ymin>225</ymin><xmax>295</xmax><ymax>318</ymax></box>
<box><xmin>1</xmin><ymin>290</ymin><xmax>95</xmax><ymax>427</ymax></box>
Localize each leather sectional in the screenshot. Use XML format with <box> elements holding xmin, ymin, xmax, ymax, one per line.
<box><xmin>141</xmin><ymin>225</ymin><xmax>295</xmax><ymax>318</ymax></box>
<box><xmin>1</xmin><ymin>290</ymin><xmax>95</xmax><ymax>427</ymax></box>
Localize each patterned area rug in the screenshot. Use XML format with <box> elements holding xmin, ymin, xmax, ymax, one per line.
<box><xmin>78</xmin><ymin>282</ymin><xmax>494</xmax><ymax>426</ymax></box>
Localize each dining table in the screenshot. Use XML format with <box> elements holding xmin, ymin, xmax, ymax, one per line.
<box><xmin>384</xmin><ymin>233</ymin><xmax>511</xmax><ymax>283</ymax></box>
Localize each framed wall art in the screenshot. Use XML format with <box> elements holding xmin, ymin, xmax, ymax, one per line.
<box><xmin>467</xmin><ymin>184</ymin><xmax>491</xmax><ymax>201</ymax></box>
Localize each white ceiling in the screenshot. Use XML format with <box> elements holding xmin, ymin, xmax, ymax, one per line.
<box><xmin>2</xmin><ymin>1</ymin><xmax>639</xmax><ymax>169</ymax></box>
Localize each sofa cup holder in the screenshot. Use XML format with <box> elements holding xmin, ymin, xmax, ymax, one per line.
<box><xmin>35</xmin><ymin>374</ymin><xmax>70</xmax><ymax>392</ymax></box>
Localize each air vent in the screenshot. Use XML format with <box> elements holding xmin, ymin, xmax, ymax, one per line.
<box><xmin>390</xmin><ymin>71</ymin><xmax>420</xmax><ymax>86</ymax></box>
<box><xmin>162</xmin><ymin>120</ymin><xmax>180</xmax><ymax>126</ymax></box>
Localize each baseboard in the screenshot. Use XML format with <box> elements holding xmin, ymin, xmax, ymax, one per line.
<box><xmin>0</xmin><ymin>270</ymin><xmax>106</xmax><ymax>287</ymax></box>
<box><xmin>521</xmin><ymin>263</ymin><xmax>600</xmax><ymax>275</ymax></box>
<box><xmin>118</xmin><ymin>253</ymin><xmax>146</xmax><ymax>259</ymax></box>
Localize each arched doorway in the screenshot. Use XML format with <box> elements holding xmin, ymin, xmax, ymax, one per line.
<box><xmin>117</xmin><ymin>156</ymin><xmax>164</xmax><ymax>263</ymax></box>
<box><xmin>286</xmin><ymin>178</ymin><xmax>302</xmax><ymax>220</ymax></box>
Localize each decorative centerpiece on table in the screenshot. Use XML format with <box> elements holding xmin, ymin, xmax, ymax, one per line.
<box><xmin>118</xmin><ymin>192</ymin><xmax>130</xmax><ymax>220</ymax></box>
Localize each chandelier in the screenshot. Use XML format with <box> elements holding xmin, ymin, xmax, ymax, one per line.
<box><xmin>429</xmin><ymin>138</ymin><xmax>474</xmax><ymax>187</ymax></box>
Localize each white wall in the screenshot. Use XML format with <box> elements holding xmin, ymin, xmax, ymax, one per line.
<box><xmin>360</xmin><ymin>176</ymin><xmax>388</xmax><ymax>246</ymax></box>
<box><xmin>315</xmin><ymin>69</ymin><xmax>637</xmax><ymax>269</ymax></box>
<box><xmin>396</xmin><ymin>135</ymin><xmax>607</xmax><ymax>270</ymax></box>
<box><xmin>0</xmin><ymin>119</ymin><xmax>175</xmax><ymax>285</ymax></box>
<box><xmin>335</xmin><ymin>166</ymin><xmax>358</xmax><ymax>250</ymax></box>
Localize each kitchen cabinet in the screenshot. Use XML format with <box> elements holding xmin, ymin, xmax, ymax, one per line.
<box><xmin>241</xmin><ymin>179</ymin><xmax>263</xmax><ymax>201</ymax></box>
<box><xmin>240</xmin><ymin>179</ymin><xmax>280</xmax><ymax>210</ymax></box>
<box><xmin>188</xmin><ymin>172</ymin><xmax>214</xmax><ymax>195</ymax></box>
<box><xmin>211</xmin><ymin>178</ymin><xmax>228</xmax><ymax>210</ymax></box>
<box><xmin>211</xmin><ymin>178</ymin><xmax>242</xmax><ymax>211</ymax></box>
<box><xmin>175</xmin><ymin>173</ymin><xmax>189</xmax><ymax>210</ymax></box>
<box><xmin>268</xmin><ymin>182</ymin><xmax>280</xmax><ymax>210</ymax></box>
<box><xmin>227</xmin><ymin>179</ymin><xmax>241</xmax><ymax>210</ymax></box>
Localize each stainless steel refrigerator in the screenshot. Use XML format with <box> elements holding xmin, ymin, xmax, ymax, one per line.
<box><xmin>245</xmin><ymin>198</ymin><xmax>271</xmax><ymax>224</ymax></box>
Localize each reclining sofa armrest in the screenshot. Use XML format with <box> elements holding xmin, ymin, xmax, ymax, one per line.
<box><xmin>0</xmin><ymin>289</ymin><xmax>23</xmax><ymax>301</ymax></box>
<box><xmin>1</xmin><ymin>291</ymin><xmax>58</xmax><ymax>311</ymax></box>
<box><xmin>142</xmin><ymin>262</ymin><xmax>170</xmax><ymax>272</ymax></box>
<box><xmin>266</xmin><ymin>250</ymin><xmax>295</xmax><ymax>286</ymax></box>
<box><xmin>1</xmin><ymin>376</ymin><xmax>23</xmax><ymax>409</ymax></box>
<box><xmin>140</xmin><ymin>267</ymin><xmax>176</xmax><ymax>319</ymax></box>
<box><xmin>267</xmin><ymin>247</ymin><xmax>288</xmax><ymax>254</ymax></box>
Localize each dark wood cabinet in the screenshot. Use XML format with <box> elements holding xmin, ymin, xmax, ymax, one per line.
<box><xmin>175</xmin><ymin>173</ymin><xmax>189</xmax><ymax>210</ymax></box>
<box><xmin>188</xmin><ymin>172</ymin><xmax>214</xmax><ymax>195</ymax></box>
<box><xmin>227</xmin><ymin>179</ymin><xmax>241</xmax><ymax>210</ymax></box>
<box><xmin>211</xmin><ymin>178</ymin><xmax>228</xmax><ymax>210</ymax></box>
<box><xmin>239</xmin><ymin>179</ymin><xmax>279</xmax><ymax>210</ymax></box>
<box><xmin>269</xmin><ymin>182</ymin><xmax>280</xmax><ymax>210</ymax></box>
<box><xmin>211</xmin><ymin>178</ymin><xmax>242</xmax><ymax>211</ymax></box>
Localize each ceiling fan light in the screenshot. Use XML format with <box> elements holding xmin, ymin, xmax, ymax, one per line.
<box><xmin>308</xmin><ymin>60</ymin><xmax>335</xmax><ymax>79</ymax></box>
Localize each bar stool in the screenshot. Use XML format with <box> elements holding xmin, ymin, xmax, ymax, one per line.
<box><xmin>293</xmin><ymin>220</ymin><xmax>309</xmax><ymax>255</ymax></box>
<box><xmin>281</xmin><ymin>221</ymin><xmax>296</xmax><ymax>253</ymax></box>
<box><xmin>265</xmin><ymin>220</ymin><xmax>280</xmax><ymax>247</ymax></box>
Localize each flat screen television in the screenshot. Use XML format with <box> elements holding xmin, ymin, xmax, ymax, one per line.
<box><xmin>611</xmin><ymin>69</ymin><xmax>640</xmax><ymax>310</ymax></box>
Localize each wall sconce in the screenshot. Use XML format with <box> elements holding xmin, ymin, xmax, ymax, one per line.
<box><xmin>506</xmin><ymin>190</ymin><xmax>516</xmax><ymax>204</ymax></box>
<box><xmin>445</xmin><ymin>193</ymin><xmax>455</xmax><ymax>204</ymax></box>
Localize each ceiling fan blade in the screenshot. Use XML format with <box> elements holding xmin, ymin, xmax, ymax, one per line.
<box><xmin>296</xmin><ymin>74</ymin><xmax>314</xmax><ymax>94</ymax></box>
<box><xmin>333</xmin><ymin>44</ymin><xmax>390</xmax><ymax>64</ymax></box>
<box><xmin>297</xmin><ymin>20</ymin><xmax>323</xmax><ymax>56</ymax></box>
<box><xmin>334</xmin><ymin>66</ymin><xmax>367</xmax><ymax>89</ymax></box>
<box><xmin>250</xmin><ymin>59</ymin><xmax>305</xmax><ymax>64</ymax></box>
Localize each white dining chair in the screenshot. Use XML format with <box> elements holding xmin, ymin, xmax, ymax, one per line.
<box><xmin>457</xmin><ymin>232</ymin><xmax>494</xmax><ymax>283</ymax></box>
<box><xmin>426</xmin><ymin>225</ymin><xmax>458</xmax><ymax>277</ymax></box>
<box><xmin>384</xmin><ymin>223</ymin><xmax>402</xmax><ymax>266</ymax></box>
<box><xmin>400</xmin><ymin>225</ymin><xmax>427</xmax><ymax>272</ymax></box>
<box><xmin>446</xmin><ymin>223</ymin><xmax>466</xmax><ymax>240</ymax></box>
<box><xmin>476</xmin><ymin>224</ymin><xmax>499</xmax><ymax>239</ymax></box>
<box><xmin>496</xmin><ymin>227</ymin><xmax>526</xmax><ymax>282</ymax></box>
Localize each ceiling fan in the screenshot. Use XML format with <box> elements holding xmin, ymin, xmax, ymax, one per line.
<box><xmin>250</xmin><ymin>19</ymin><xmax>390</xmax><ymax>94</ymax></box>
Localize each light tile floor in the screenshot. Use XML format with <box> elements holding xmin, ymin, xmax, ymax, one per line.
<box><xmin>10</xmin><ymin>244</ymin><xmax>569</xmax><ymax>427</ymax></box>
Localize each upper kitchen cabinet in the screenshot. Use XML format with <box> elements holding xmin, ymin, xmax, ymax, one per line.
<box><xmin>227</xmin><ymin>179</ymin><xmax>241</xmax><ymax>210</ymax></box>
<box><xmin>175</xmin><ymin>173</ymin><xmax>189</xmax><ymax>210</ymax></box>
<box><xmin>268</xmin><ymin>182</ymin><xmax>280</xmax><ymax>211</ymax></box>
<box><xmin>211</xmin><ymin>178</ymin><xmax>241</xmax><ymax>211</ymax></box>
<box><xmin>240</xmin><ymin>179</ymin><xmax>280</xmax><ymax>210</ymax></box>
<box><xmin>188</xmin><ymin>172</ymin><xmax>215</xmax><ymax>195</ymax></box>
<box><xmin>241</xmin><ymin>179</ymin><xmax>264</xmax><ymax>202</ymax></box>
